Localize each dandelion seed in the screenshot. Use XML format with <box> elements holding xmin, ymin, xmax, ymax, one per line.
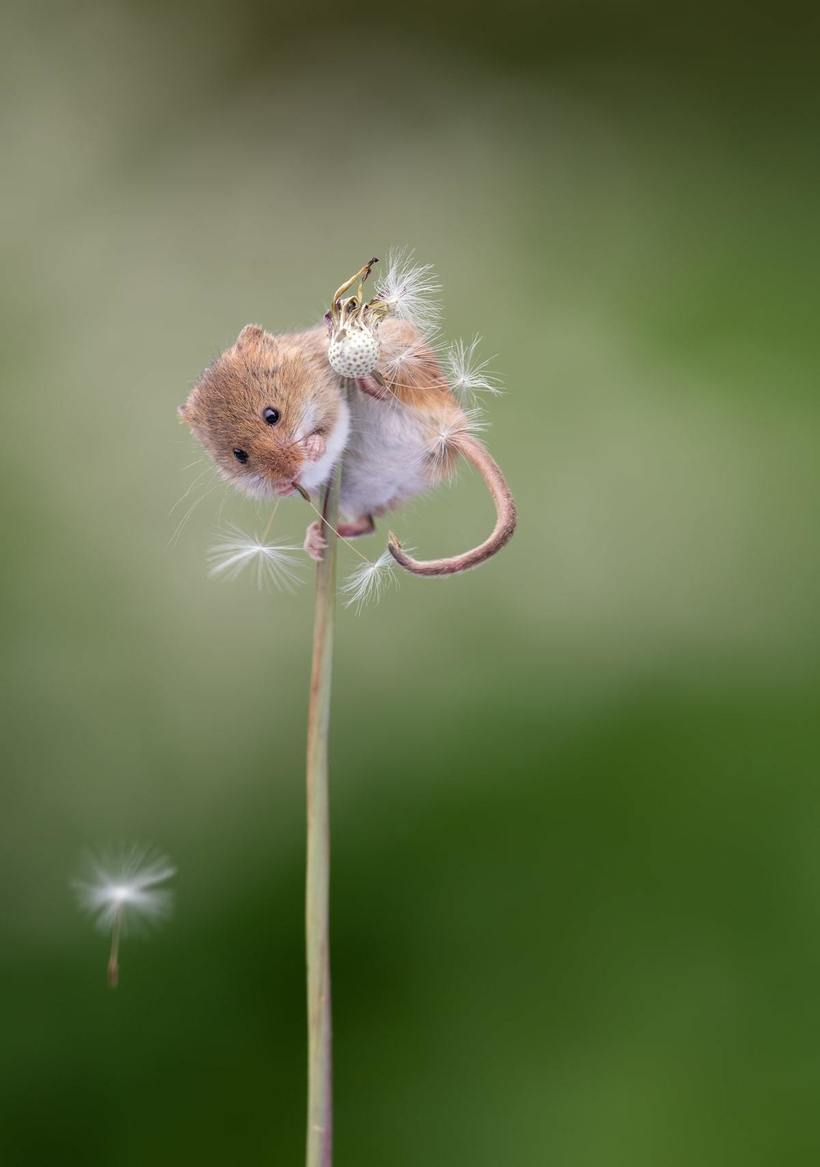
<box><xmin>429</xmin><ymin>407</ymin><xmax>489</xmax><ymax>467</ymax></box>
<box><xmin>373</xmin><ymin>249</ymin><xmax>442</xmax><ymax>338</ymax></box>
<box><xmin>341</xmin><ymin>550</ymin><xmax>396</xmax><ymax>611</ymax></box>
<box><xmin>379</xmin><ymin>333</ymin><xmax>432</xmax><ymax>385</ymax></box>
<box><xmin>208</xmin><ymin>525</ymin><xmax>303</xmax><ymax>591</ymax></box>
<box><xmin>73</xmin><ymin>846</ymin><xmax>176</xmax><ymax>988</ymax></box>
<box><xmin>445</xmin><ymin>336</ymin><xmax>503</xmax><ymax>398</ymax></box>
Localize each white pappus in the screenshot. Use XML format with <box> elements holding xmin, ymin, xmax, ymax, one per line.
<box><xmin>208</xmin><ymin>525</ymin><xmax>304</xmax><ymax>591</ymax></box>
<box><xmin>428</xmin><ymin>406</ymin><xmax>489</xmax><ymax>469</ymax></box>
<box><xmin>73</xmin><ymin>845</ymin><xmax>176</xmax><ymax>988</ymax></box>
<box><xmin>341</xmin><ymin>550</ymin><xmax>397</xmax><ymax>611</ymax></box>
<box><xmin>373</xmin><ymin>249</ymin><xmax>442</xmax><ymax>339</ymax></box>
<box><xmin>444</xmin><ymin>336</ymin><xmax>503</xmax><ymax>398</ymax></box>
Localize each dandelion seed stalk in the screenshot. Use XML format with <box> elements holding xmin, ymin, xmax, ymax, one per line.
<box><xmin>107</xmin><ymin>904</ymin><xmax>123</xmax><ymax>988</ymax></box>
<box><xmin>304</xmin><ymin>461</ymin><xmax>340</xmax><ymax>1167</ymax></box>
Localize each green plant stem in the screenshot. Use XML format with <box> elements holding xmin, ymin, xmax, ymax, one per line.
<box><xmin>305</xmin><ymin>465</ymin><xmax>339</xmax><ymax>1167</ymax></box>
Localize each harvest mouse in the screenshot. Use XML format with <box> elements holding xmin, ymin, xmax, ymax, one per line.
<box><xmin>178</xmin><ymin>258</ymin><xmax>517</xmax><ymax>576</ymax></box>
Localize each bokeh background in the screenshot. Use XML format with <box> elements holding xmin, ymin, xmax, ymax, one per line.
<box><xmin>2</xmin><ymin>1</ymin><xmax>819</xmax><ymax>1163</ymax></box>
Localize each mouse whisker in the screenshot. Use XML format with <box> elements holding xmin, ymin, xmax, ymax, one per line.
<box><xmin>169</xmin><ymin>464</ymin><xmax>216</xmax><ymax>517</ymax></box>
<box><xmin>169</xmin><ymin>479</ymin><xmax>222</xmax><ymax>546</ymax></box>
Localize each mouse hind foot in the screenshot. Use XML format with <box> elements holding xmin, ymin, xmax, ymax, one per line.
<box><xmin>304</xmin><ymin>514</ymin><xmax>375</xmax><ymax>562</ymax></box>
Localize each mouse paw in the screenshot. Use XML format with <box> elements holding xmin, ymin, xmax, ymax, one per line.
<box><xmin>357</xmin><ymin>373</ymin><xmax>390</xmax><ymax>401</ymax></box>
<box><xmin>304</xmin><ymin>521</ymin><xmax>327</xmax><ymax>562</ymax></box>
<box><xmin>303</xmin><ymin>432</ymin><xmax>327</xmax><ymax>462</ymax></box>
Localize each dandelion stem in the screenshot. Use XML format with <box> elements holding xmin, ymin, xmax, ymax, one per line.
<box><xmin>305</xmin><ymin>463</ymin><xmax>339</xmax><ymax>1167</ymax></box>
<box><xmin>107</xmin><ymin>904</ymin><xmax>123</xmax><ymax>989</ymax></box>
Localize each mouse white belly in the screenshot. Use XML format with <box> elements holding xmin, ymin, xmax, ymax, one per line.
<box><xmin>341</xmin><ymin>391</ymin><xmax>434</xmax><ymax>519</ymax></box>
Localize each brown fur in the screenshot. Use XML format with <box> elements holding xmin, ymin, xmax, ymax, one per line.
<box><xmin>180</xmin><ymin>317</ymin><xmax>517</xmax><ymax>575</ymax></box>
<box><xmin>179</xmin><ymin>324</ymin><xmax>343</xmax><ymax>495</ymax></box>
<box><xmin>374</xmin><ymin>319</ymin><xmax>457</xmax><ymax>413</ymax></box>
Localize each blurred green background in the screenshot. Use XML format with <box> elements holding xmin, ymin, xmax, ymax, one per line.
<box><xmin>2</xmin><ymin>1</ymin><xmax>819</xmax><ymax>1163</ymax></box>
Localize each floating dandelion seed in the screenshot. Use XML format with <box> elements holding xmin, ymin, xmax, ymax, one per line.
<box><xmin>341</xmin><ymin>550</ymin><xmax>396</xmax><ymax>611</ymax></box>
<box><xmin>373</xmin><ymin>249</ymin><xmax>442</xmax><ymax>338</ymax></box>
<box><xmin>208</xmin><ymin>525</ymin><xmax>303</xmax><ymax>591</ymax></box>
<box><xmin>445</xmin><ymin>337</ymin><xmax>503</xmax><ymax>398</ymax></box>
<box><xmin>73</xmin><ymin>846</ymin><xmax>176</xmax><ymax>988</ymax></box>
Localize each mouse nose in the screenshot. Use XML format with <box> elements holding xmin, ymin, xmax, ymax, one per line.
<box><xmin>262</xmin><ymin>446</ymin><xmax>301</xmax><ymax>486</ymax></box>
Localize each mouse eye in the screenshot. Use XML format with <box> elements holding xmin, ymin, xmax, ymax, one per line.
<box><xmin>263</xmin><ymin>406</ymin><xmax>281</xmax><ymax>426</ymax></box>
<box><xmin>233</xmin><ymin>448</ymin><xmax>249</xmax><ymax>464</ymax></box>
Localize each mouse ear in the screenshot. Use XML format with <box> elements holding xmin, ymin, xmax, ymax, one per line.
<box><xmin>234</xmin><ymin>323</ymin><xmax>267</xmax><ymax>354</ymax></box>
<box><xmin>177</xmin><ymin>402</ymin><xmax>192</xmax><ymax>423</ymax></box>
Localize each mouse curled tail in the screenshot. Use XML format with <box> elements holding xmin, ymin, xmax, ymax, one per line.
<box><xmin>387</xmin><ymin>436</ymin><xmax>517</xmax><ymax>577</ymax></box>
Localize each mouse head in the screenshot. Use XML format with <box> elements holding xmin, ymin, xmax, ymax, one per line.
<box><xmin>179</xmin><ymin>324</ymin><xmax>349</xmax><ymax>499</ymax></box>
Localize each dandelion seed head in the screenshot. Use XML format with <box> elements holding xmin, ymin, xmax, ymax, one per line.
<box><xmin>208</xmin><ymin>525</ymin><xmax>304</xmax><ymax>591</ymax></box>
<box><xmin>445</xmin><ymin>336</ymin><xmax>503</xmax><ymax>398</ymax></box>
<box><xmin>73</xmin><ymin>846</ymin><xmax>176</xmax><ymax>933</ymax></box>
<box><xmin>341</xmin><ymin>550</ymin><xmax>396</xmax><ymax>611</ymax></box>
<box><xmin>328</xmin><ymin>320</ymin><xmax>381</xmax><ymax>378</ymax></box>
<box><xmin>374</xmin><ymin>249</ymin><xmax>442</xmax><ymax>338</ymax></box>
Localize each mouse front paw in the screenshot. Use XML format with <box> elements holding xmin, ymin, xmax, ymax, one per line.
<box><xmin>303</xmin><ymin>432</ymin><xmax>327</xmax><ymax>462</ymax></box>
<box><xmin>304</xmin><ymin>520</ymin><xmax>327</xmax><ymax>562</ymax></box>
